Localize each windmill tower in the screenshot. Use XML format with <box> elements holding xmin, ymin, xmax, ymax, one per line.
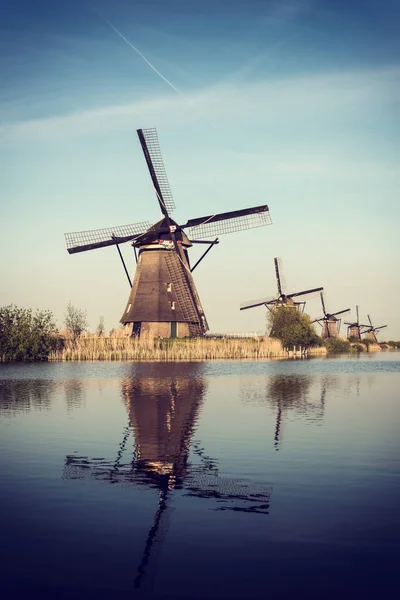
<box><xmin>362</xmin><ymin>315</ymin><xmax>387</xmax><ymax>343</ymax></box>
<box><xmin>344</xmin><ymin>306</ymin><xmax>369</xmax><ymax>340</ymax></box>
<box><xmin>65</xmin><ymin>128</ymin><xmax>271</xmax><ymax>338</ymax></box>
<box><xmin>240</xmin><ymin>257</ymin><xmax>323</xmax><ymax>314</ymax></box>
<box><xmin>312</xmin><ymin>292</ymin><xmax>350</xmax><ymax>338</ymax></box>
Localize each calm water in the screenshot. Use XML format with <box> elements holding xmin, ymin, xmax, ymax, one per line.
<box><xmin>0</xmin><ymin>354</ymin><xmax>399</xmax><ymax>599</ymax></box>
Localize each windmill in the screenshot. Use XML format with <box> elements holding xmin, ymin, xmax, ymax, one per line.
<box><xmin>65</xmin><ymin>128</ymin><xmax>272</xmax><ymax>338</ymax></box>
<box><xmin>63</xmin><ymin>363</ymin><xmax>271</xmax><ymax>590</ymax></box>
<box><xmin>240</xmin><ymin>257</ymin><xmax>323</xmax><ymax>314</ymax></box>
<box><xmin>362</xmin><ymin>314</ymin><xmax>387</xmax><ymax>343</ymax></box>
<box><xmin>344</xmin><ymin>306</ymin><xmax>369</xmax><ymax>340</ymax></box>
<box><xmin>312</xmin><ymin>292</ymin><xmax>350</xmax><ymax>338</ymax></box>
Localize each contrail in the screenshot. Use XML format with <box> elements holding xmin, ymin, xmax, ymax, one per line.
<box><xmin>97</xmin><ymin>12</ymin><xmax>190</xmax><ymax>102</ymax></box>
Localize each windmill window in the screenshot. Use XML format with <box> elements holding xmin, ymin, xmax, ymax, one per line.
<box><xmin>167</xmin><ymin>283</ymin><xmax>172</xmax><ymax>292</ymax></box>
<box><xmin>126</xmin><ymin>303</ymin><xmax>132</xmax><ymax>313</ymax></box>
<box><xmin>171</xmin><ymin>302</ymin><xmax>175</xmax><ymax>310</ymax></box>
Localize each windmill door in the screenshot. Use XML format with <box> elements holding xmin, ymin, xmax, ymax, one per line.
<box><xmin>170</xmin><ymin>322</ymin><xmax>178</xmax><ymax>338</ymax></box>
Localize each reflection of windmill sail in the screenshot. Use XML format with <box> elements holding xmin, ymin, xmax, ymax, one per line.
<box><xmin>63</xmin><ymin>364</ymin><xmax>272</xmax><ymax>589</ymax></box>
<box><xmin>268</xmin><ymin>375</ymin><xmax>313</xmax><ymax>449</ymax></box>
<box><xmin>134</xmin><ymin>487</ymin><xmax>171</xmax><ymax>591</ymax></box>
<box><xmin>241</xmin><ymin>374</ymin><xmax>326</xmax><ymax>450</ymax></box>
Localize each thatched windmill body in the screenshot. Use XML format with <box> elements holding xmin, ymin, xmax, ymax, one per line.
<box><xmin>240</xmin><ymin>257</ymin><xmax>323</xmax><ymax>314</ymax></box>
<box><xmin>344</xmin><ymin>306</ymin><xmax>369</xmax><ymax>340</ymax></box>
<box><xmin>312</xmin><ymin>292</ymin><xmax>350</xmax><ymax>338</ymax></box>
<box><xmin>65</xmin><ymin>128</ymin><xmax>271</xmax><ymax>338</ymax></box>
<box><xmin>362</xmin><ymin>314</ymin><xmax>387</xmax><ymax>343</ymax></box>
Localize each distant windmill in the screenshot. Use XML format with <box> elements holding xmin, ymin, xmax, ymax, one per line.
<box><xmin>344</xmin><ymin>306</ymin><xmax>369</xmax><ymax>340</ymax></box>
<box><xmin>312</xmin><ymin>292</ymin><xmax>350</xmax><ymax>338</ymax></box>
<box><xmin>240</xmin><ymin>257</ymin><xmax>323</xmax><ymax>314</ymax></box>
<box><xmin>362</xmin><ymin>314</ymin><xmax>387</xmax><ymax>343</ymax></box>
<box><xmin>65</xmin><ymin>128</ymin><xmax>272</xmax><ymax>338</ymax></box>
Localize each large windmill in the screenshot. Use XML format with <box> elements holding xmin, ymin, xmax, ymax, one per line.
<box><xmin>240</xmin><ymin>257</ymin><xmax>323</xmax><ymax>314</ymax></box>
<box><xmin>344</xmin><ymin>306</ymin><xmax>369</xmax><ymax>340</ymax></box>
<box><xmin>312</xmin><ymin>292</ymin><xmax>350</xmax><ymax>338</ymax></box>
<box><xmin>362</xmin><ymin>314</ymin><xmax>387</xmax><ymax>343</ymax></box>
<box><xmin>65</xmin><ymin>128</ymin><xmax>271</xmax><ymax>338</ymax></box>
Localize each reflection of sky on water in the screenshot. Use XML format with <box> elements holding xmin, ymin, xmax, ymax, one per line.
<box><xmin>0</xmin><ymin>356</ymin><xmax>398</xmax><ymax>598</ymax></box>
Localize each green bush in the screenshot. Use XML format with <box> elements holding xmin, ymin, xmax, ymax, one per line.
<box><xmin>0</xmin><ymin>305</ymin><xmax>57</xmax><ymax>362</ymax></box>
<box><xmin>324</xmin><ymin>338</ymin><xmax>350</xmax><ymax>353</ymax></box>
<box><xmin>350</xmin><ymin>343</ymin><xmax>364</xmax><ymax>353</ymax></box>
<box><xmin>269</xmin><ymin>306</ymin><xmax>321</xmax><ymax>349</ymax></box>
<box><xmin>387</xmin><ymin>340</ymin><xmax>400</xmax><ymax>348</ymax></box>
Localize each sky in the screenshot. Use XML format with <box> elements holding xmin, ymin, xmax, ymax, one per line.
<box><xmin>0</xmin><ymin>0</ymin><xmax>399</xmax><ymax>338</ymax></box>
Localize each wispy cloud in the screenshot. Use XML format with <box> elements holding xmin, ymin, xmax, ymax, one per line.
<box><xmin>97</xmin><ymin>12</ymin><xmax>190</xmax><ymax>101</ymax></box>
<box><xmin>1</xmin><ymin>65</ymin><xmax>398</xmax><ymax>143</ymax></box>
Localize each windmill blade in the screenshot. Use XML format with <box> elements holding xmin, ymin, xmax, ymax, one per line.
<box><xmin>274</xmin><ymin>258</ymin><xmax>282</xmax><ymax>296</ymax></box>
<box><xmin>374</xmin><ymin>325</ymin><xmax>387</xmax><ymax>331</ymax></box>
<box><xmin>356</xmin><ymin>305</ymin><xmax>359</xmax><ymax>325</ymax></box>
<box><xmin>184</xmin><ymin>205</ymin><xmax>271</xmax><ymax>240</ymax></box>
<box><xmin>312</xmin><ymin>318</ymin><xmax>324</xmax><ymax>324</ymax></box>
<box><xmin>240</xmin><ymin>296</ymin><xmax>277</xmax><ymax>310</ymax></box>
<box><xmin>320</xmin><ymin>291</ymin><xmax>327</xmax><ymax>316</ymax></box>
<box><xmin>367</xmin><ymin>314</ymin><xmax>373</xmax><ymax>327</ymax></box>
<box><xmin>137</xmin><ymin>128</ymin><xmax>176</xmax><ymax>216</ymax></box>
<box><xmin>287</xmin><ymin>286</ymin><xmax>323</xmax><ymax>299</ymax></box>
<box><xmin>65</xmin><ymin>221</ymin><xmax>153</xmax><ymax>254</ymax></box>
<box><xmin>330</xmin><ymin>308</ymin><xmax>351</xmax><ymax>318</ymax></box>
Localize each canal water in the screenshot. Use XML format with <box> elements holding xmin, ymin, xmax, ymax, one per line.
<box><xmin>0</xmin><ymin>354</ymin><xmax>398</xmax><ymax>599</ymax></box>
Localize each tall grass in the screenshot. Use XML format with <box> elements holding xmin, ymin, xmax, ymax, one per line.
<box><xmin>49</xmin><ymin>334</ymin><xmax>290</xmax><ymax>361</ymax></box>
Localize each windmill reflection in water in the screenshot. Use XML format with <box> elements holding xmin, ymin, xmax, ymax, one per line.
<box><xmin>63</xmin><ymin>363</ymin><xmax>272</xmax><ymax>589</ymax></box>
<box><xmin>241</xmin><ymin>373</ymin><xmax>328</xmax><ymax>450</ymax></box>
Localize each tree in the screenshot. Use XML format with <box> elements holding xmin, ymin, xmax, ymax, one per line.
<box><xmin>268</xmin><ymin>305</ymin><xmax>320</xmax><ymax>349</ymax></box>
<box><xmin>64</xmin><ymin>302</ymin><xmax>88</xmax><ymax>342</ymax></box>
<box><xmin>0</xmin><ymin>305</ymin><xmax>56</xmax><ymax>362</ymax></box>
<box><xmin>96</xmin><ymin>315</ymin><xmax>105</xmax><ymax>337</ymax></box>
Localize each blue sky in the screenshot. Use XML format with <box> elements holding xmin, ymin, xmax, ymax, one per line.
<box><xmin>1</xmin><ymin>0</ymin><xmax>399</xmax><ymax>337</ymax></box>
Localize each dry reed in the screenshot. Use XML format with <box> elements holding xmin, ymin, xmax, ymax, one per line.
<box><xmin>49</xmin><ymin>334</ymin><xmax>289</xmax><ymax>361</ymax></box>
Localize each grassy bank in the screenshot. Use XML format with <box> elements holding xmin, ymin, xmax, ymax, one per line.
<box><xmin>47</xmin><ymin>335</ymin><xmax>328</xmax><ymax>361</ymax></box>
<box><xmin>324</xmin><ymin>337</ymin><xmax>381</xmax><ymax>353</ymax></box>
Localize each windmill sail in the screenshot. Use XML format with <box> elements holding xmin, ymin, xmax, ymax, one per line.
<box><xmin>240</xmin><ymin>257</ymin><xmax>322</xmax><ymax>312</ymax></box>
<box><xmin>65</xmin><ymin>222</ymin><xmax>153</xmax><ymax>254</ymax></box>
<box><xmin>138</xmin><ymin>128</ymin><xmax>176</xmax><ymax>215</ymax></box>
<box><xmin>361</xmin><ymin>314</ymin><xmax>387</xmax><ymax>342</ymax></box>
<box><xmin>185</xmin><ymin>205</ymin><xmax>271</xmax><ymax>239</ymax></box>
